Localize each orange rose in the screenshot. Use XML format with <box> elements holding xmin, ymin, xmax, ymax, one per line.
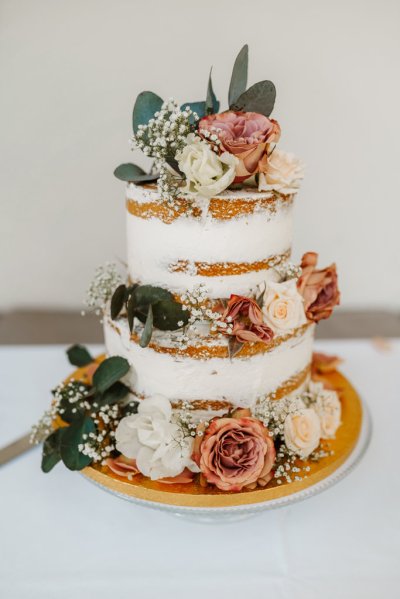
<box><xmin>198</xmin><ymin>111</ymin><xmax>280</xmax><ymax>183</ymax></box>
<box><xmin>192</xmin><ymin>410</ymin><xmax>276</xmax><ymax>491</ymax></box>
<box><xmin>297</xmin><ymin>252</ymin><xmax>340</xmax><ymax>323</ymax></box>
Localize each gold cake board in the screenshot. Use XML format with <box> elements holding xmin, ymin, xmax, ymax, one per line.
<box><xmin>77</xmin><ymin>363</ymin><xmax>364</xmax><ymax>509</ymax></box>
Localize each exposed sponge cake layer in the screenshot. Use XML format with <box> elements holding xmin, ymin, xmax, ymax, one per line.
<box><xmin>104</xmin><ymin>314</ymin><xmax>314</xmax><ymax>409</ymax></box>
<box><xmin>126</xmin><ymin>184</ymin><xmax>295</xmax><ymax>299</ymax></box>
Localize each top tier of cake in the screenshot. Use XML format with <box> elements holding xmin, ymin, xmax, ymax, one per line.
<box><xmin>126</xmin><ymin>183</ymin><xmax>295</xmax><ymax>299</ymax></box>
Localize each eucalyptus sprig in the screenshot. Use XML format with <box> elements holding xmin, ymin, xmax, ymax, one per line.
<box><xmin>37</xmin><ymin>348</ymin><xmax>137</xmax><ymax>473</ymax></box>
<box><xmin>110</xmin><ymin>283</ymin><xmax>189</xmax><ymax>347</ymax></box>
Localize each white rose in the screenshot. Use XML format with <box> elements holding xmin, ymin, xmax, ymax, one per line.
<box><xmin>258</xmin><ymin>149</ymin><xmax>304</xmax><ymax>193</ymax></box>
<box><xmin>177</xmin><ymin>134</ymin><xmax>238</xmax><ymax>198</ymax></box>
<box><xmin>284</xmin><ymin>408</ymin><xmax>321</xmax><ymax>458</ymax></box>
<box><xmin>263</xmin><ymin>279</ymin><xmax>307</xmax><ymax>332</ymax></box>
<box><xmin>309</xmin><ymin>381</ymin><xmax>341</xmax><ymax>439</ymax></box>
<box><xmin>115</xmin><ymin>395</ymin><xmax>196</xmax><ymax>480</ymax></box>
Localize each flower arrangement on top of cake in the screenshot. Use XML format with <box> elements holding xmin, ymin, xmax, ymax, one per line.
<box><xmin>114</xmin><ymin>45</ymin><xmax>304</xmax><ymax>202</ymax></box>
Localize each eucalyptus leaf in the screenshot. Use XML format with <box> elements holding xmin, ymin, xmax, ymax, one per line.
<box><xmin>66</xmin><ymin>344</ymin><xmax>93</xmax><ymax>367</ymax></box>
<box><xmin>228</xmin><ymin>44</ymin><xmax>248</xmax><ymax>107</ymax></box>
<box><xmin>256</xmin><ymin>286</ymin><xmax>266</xmax><ymax>309</ymax></box>
<box><xmin>140</xmin><ymin>304</ymin><xmax>153</xmax><ymax>347</ymax></box>
<box><xmin>41</xmin><ymin>428</ymin><xmax>63</xmax><ymax>473</ymax></box>
<box><xmin>228</xmin><ymin>337</ymin><xmax>244</xmax><ymax>359</ymax></box>
<box><xmin>132</xmin><ymin>91</ymin><xmax>163</xmax><ymax>133</ymax></box>
<box><xmin>97</xmin><ymin>381</ymin><xmax>130</xmax><ymax>407</ymax></box>
<box><xmin>127</xmin><ymin>292</ymin><xmax>136</xmax><ymax>332</ymax></box>
<box><xmin>59</xmin><ymin>417</ymin><xmax>96</xmax><ymax>471</ymax></box>
<box><xmin>231</xmin><ymin>80</ymin><xmax>276</xmax><ymax>117</ymax></box>
<box><xmin>205</xmin><ymin>68</ymin><xmax>220</xmax><ymax>115</ymax></box>
<box><xmin>133</xmin><ymin>285</ymin><xmax>173</xmax><ymax>307</ymax></box>
<box><xmin>111</xmin><ymin>284</ymin><xmax>126</xmax><ymax>320</ymax></box>
<box><xmin>152</xmin><ymin>299</ymin><xmax>189</xmax><ymax>331</ymax></box>
<box><xmin>181</xmin><ymin>101</ymin><xmax>206</xmax><ymax>121</ymax></box>
<box><xmin>59</xmin><ymin>395</ymin><xmax>86</xmax><ymax>424</ymax></box>
<box><xmin>165</xmin><ymin>157</ymin><xmax>184</xmax><ymax>176</ymax></box>
<box><xmin>92</xmin><ymin>356</ymin><xmax>130</xmax><ymax>393</ymax></box>
<box><xmin>114</xmin><ymin>163</ymin><xmax>159</xmax><ymax>184</ymax></box>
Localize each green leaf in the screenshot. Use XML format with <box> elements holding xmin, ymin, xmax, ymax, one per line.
<box><xmin>205</xmin><ymin>68</ymin><xmax>220</xmax><ymax>115</ymax></box>
<box><xmin>181</xmin><ymin>101</ymin><xmax>206</xmax><ymax>121</ymax></box>
<box><xmin>97</xmin><ymin>381</ymin><xmax>130</xmax><ymax>407</ymax></box>
<box><xmin>66</xmin><ymin>344</ymin><xmax>93</xmax><ymax>367</ymax></box>
<box><xmin>92</xmin><ymin>356</ymin><xmax>130</xmax><ymax>393</ymax></box>
<box><xmin>256</xmin><ymin>286</ymin><xmax>266</xmax><ymax>309</ymax></box>
<box><xmin>133</xmin><ymin>285</ymin><xmax>173</xmax><ymax>306</ymax></box>
<box><xmin>228</xmin><ymin>44</ymin><xmax>248</xmax><ymax>107</ymax></box>
<box><xmin>111</xmin><ymin>284</ymin><xmax>126</xmax><ymax>320</ymax></box>
<box><xmin>231</xmin><ymin>80</ymin><xmax>276</xmax><ymax>117</ymax></box>
<box><xmin>152</xmin><ymin>300</ymin><xmax>189</xmax><ymax>331</ymax></box>
<box><xmin>114</xmin><ymin>163</ymin><xmax>158</xmax><ymax>183</ymax></box>
<box><xmin>127</xmin><ymin>292</ymin><xmax>136</xmax><ymax>332</ymax></box>
<box><xmin>59</xmin><ymin>417</ymin><xmax>96</xmax><ymax>471</ymax></box>
<box><xmin>41</xmin><ymin>428</ymin><xmax>63</xmax><ymax>473</ymax></box>
<box><xmin>132</xmin><ymin>91</ymin><xmax>163</xmax><ymax>133</ymax></box>
<box><xmin>140</xmin><ymin>304</ymin><xmax>153</xmax><ymax>347</ymax></box>
<box><xmin>228</xmin><ymin>337</ymin><xmax>244</xmax><ymax>359</ymax></box>
<box><xmin>59</xmin><ymin>397</ymin><xmax>86</xmax><ymax>424</ymax></box>
<box><xmin>165</xmin><ymin>157</ymin><xmax>184</xmax><ymax>176</ymax></box>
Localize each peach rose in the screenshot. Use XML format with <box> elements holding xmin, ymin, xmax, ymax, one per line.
<box><xmin>192</xmin><ymin>410</ymin><xmax>276</xmax><ymax>491</ymax></box>
<box><xmin>297</xmin><ymin>252</ymin><xmax>340</xmax><ymax>323</ymax></box>
<box><xmin>198</xmin><ymin>111</ymin><xmax>281</xmax><ymax>183</ymax></box>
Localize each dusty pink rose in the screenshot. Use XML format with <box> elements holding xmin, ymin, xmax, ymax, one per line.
<box><xmin>198</xmin><ymin>111</ymin><xmax>281</xmax><ymax>182</ymax></box>
<box><xmin>297</xmin><ymin>252</ymin><xmax>340</xmax><ymax>323</ymax></box>
<box><xmin>233</xmin><ymin>321</ymin><xmax>274</xmax><ymax>344</ymax></box>
<box><xmin>221</xmin><ymin>294</ymin><xmax>263</xmax><ymax>324</ymax></box>
<box><xmin>192</xmin><ymin>410</ymin><xmax>276</xmax><ymax>491</ymax></box>
<box><xmin>217</xmin><ymin>294</ymin><xmax>274</xmax><ymax>345</ymax></box>
<box><xmin>106</xmin><ymin>455</ymin><xmax>140</xmax><ymax>480</ymax></box>
<box><xmin>106</xmin><ymin>456</ymin><xmax>194</xmax><ymax>484</ymax></box>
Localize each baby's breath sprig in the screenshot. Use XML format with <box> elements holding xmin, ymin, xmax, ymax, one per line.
<box><xmin>274</xmin><ymin>260</ymin><xmax>302</xmax><ymax>282</ymax></box>
<box><xmin>132</xmin><ymin>99</ymin><xmax>199</xmax><ymax>202</ymax></box>
<box><xmin>180</xmin><ymin>283</ymin><xmax>222</xmax><ymax>331</ymax></box>
<box><xmin>84</xmin><ymin>262</ymin><xmax>123</xmax><ymax>313</ymax></box>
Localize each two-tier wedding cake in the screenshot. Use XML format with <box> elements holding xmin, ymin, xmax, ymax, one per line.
<box><xmin>34</xmin><ymin>46</ymin><xmax>343</xmax><ymax>494</ymax></box>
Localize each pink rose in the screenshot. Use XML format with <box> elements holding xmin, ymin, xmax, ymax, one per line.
<box><xmin>217</xmin><ymin>294</ymin><xmax>274</xmax><ymax>345</ymax></box>
<box><xmin>106</xmin><ymin>456</ymin><xmax>194</xmax><ymax>484</ymax></box>
<box><xmin>192</xmin><ymin>410</ymin><xmax>276</xmax><ymax>491</ymax></box>
<box><xmin>221</xmin><ymin>294</ymin><xmax>263</xmax><ymax>324</ymax></box>
<box><xmin>233</xmin><ymin>321</ymin><xmax>274</xmax><ymax>344</ymax></box>
<box><xmin>297</xmin><ymin>252</ymin><xmax>340</xmax><ymax>323</ymax></box>
<box><xmin>198</xmin><ymin>111</ymin><xmax>281</xmax><ymax>182</ymax></box>
<box><xmin>106</xmin><ymin>455</ymin><xmax>140</xmax><ymax>480</ymax></box>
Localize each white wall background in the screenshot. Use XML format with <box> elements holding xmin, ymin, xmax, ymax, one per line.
<box><xmin>1</xmin><ymin>0</ymin><xmax>399</xmax><ymax>311</ymax></box>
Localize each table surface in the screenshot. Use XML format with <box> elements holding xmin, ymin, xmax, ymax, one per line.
<box><xmin>0</xmin><ymin>340</ymin><xmax>399</xmax><ymax>599</ymax></box>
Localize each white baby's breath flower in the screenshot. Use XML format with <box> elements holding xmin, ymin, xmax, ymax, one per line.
<box><xmin>177</xmin><ymin>134</ymin><xmax>238</xmax><ymax>198</ymax></box>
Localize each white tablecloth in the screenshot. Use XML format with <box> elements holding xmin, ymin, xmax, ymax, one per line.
<box><xmin>0</xmin><ymin>340</ymin><xmax>399</xmax><ymax>598</ymax></box>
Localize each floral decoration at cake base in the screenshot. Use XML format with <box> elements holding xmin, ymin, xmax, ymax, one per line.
<box><xmin>79</xmin><ymin>365</ymin><xmax>367</xmax><ymax>512</ymax></box>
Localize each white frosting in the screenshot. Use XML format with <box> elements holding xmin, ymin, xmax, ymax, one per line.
<box><xmin>104</xmin><ymin>315</ymin><xmax>314</xmax><ymax>409</ymax></box>
<box><xmin>126</xmin><ymin>184</ymin><xmax>294</xmax><ymax>298</ymax></box>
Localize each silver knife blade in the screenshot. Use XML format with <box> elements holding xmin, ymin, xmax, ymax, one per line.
<box><xmin>0</xmin><ymin>433</ymin><xmax>33</xmax><ymax>466</ymax></box>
